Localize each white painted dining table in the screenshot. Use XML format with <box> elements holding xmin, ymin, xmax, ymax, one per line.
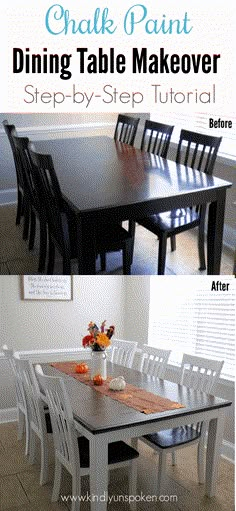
<box><xmin>42</xmin><ymin>361</ymin><xmax>232</xmax><ymax>510</ymax></box>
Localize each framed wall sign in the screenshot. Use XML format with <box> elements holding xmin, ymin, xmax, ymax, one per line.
<box><xmin>22</xmin><ymin>276</ymin><xmax>73</xmax><ymax>301</ymax></box>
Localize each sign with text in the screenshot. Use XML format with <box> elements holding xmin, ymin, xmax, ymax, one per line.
<box><xmin>22</xmin><ymin>276</ymin><xmax>73</xmax><ymax>301</ymax></box>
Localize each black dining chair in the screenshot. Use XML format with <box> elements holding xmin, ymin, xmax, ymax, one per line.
<box><xmin>140</xmin><ymin>119</ymin><xmax>174</xmax><ymax>158</ymax></box>
<box><xmin>12</xmin><ymin>135</ymin><xmax>48</xmax><ymax>272</ymax></box>
<box><xmin>114</xmin><ymin>114</ymin><xmax>140</xmax><ymax>146</ymax></box>
<box><xmin>2</xmin><ymin>120</ymin><xmax>25</xmax><ymax>229</ymax></box>
<box><xmin>28</xmin><ymin>146</ymin><xmax>135</xmax><ymax>275</ymax></box>
<box><xmin>138</xmin><ymin>129</ymin><xmax>222</xmax><ymax>274</ymax></box>
<box><xmin>137</xmin><ymin>119</ymin><xmax>175</xmax><ymax>254</ymax></box>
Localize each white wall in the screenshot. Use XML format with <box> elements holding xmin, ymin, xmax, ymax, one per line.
<box><xmin>124</xmin><ymin>276</ymin><xmax>150</xmax><ymax>346</ymax></box>
<box><xmin>0</xmin><ymin>275</ymin><xmax>125</xmax><ymax>350</ymax></box>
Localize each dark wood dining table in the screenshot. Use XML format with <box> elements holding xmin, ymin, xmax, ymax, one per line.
<box><xmin>34</xmin><ymin>136</ymin><xmax>232</xmax><ymax>275</ymax></box>
<box><xmin>42</xmin><ymin>361</ymin><xmax>232</xmax><ymax>510</ymax></box>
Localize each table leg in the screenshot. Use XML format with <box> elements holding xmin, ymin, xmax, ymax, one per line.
<box><xmin>76</xmin><ymin>217</ymin><xmax>96</xmax><ymax>274</ymax></box>
<box><xmin>90</xmin><ymin>435</ymin><xmax>109</xmax><ymax>511</ymax></box>
<box><xmin>207</xmin><ymin>189</ymin><xmax>226</xmax><ymax>275</ymax></box>
<box><xmin>205</xmin><ymin>411</ymin><xmax>225</xmax><ymax>497</ymax></box>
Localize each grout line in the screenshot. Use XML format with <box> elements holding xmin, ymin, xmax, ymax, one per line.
<box><xmin>0</xmin><ymin>440</ymin><xmax>5</xmax><ymax>452</ymax></box>
<box><xmin>16</xmin><ymin>473</ymin><xmax>31</xmax><ymax>503</ymax></box>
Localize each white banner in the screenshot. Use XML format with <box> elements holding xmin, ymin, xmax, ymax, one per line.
<box><xmin>1</xmin><ymin>0</ymin><xmax>235</xmax><ymax>114</ymax></box>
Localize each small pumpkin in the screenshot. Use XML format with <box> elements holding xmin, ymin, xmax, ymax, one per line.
<box><xmin>93</xmin><ymin>374</ymin><xmax>104</xmax><ymax>386</ymax></box>
<box><xmin>75</xmin><ymin>363</ymin><xmax>89</xmax><ymax>374</ymax></box>
<box><xmin>109</xmin><ymin>376</ymin><xmax>126</xmax><ymax>391</ymax></box>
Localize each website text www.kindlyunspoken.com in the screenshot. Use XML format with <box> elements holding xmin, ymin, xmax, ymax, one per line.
<box><xmin>60</xmin><ymin>491</ymin><xmax>178</xmax><ymax>504</ymax></box>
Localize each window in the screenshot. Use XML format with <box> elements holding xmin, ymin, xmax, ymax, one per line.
<box><xmin>150</xmin><ymin>112</ymin><xmax>236</xmax><ymax>160</ymax></box>
<box><xmin>148</xmin><ymin>276</ymin><xmax>235</xmax><ymax>380</ymax></box>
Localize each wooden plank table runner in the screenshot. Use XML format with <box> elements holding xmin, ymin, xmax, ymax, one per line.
<box><xmin>51</xmin><ymin>361</ymin><xmax>185</xmax><ymax>415</ymax></box>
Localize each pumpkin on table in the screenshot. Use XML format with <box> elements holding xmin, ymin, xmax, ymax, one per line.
<box><xmin>93</xmin><ymin>374</ymin><xmax>104</xmax><ymax>386</ymax></box>
<box><xmin>75</xmin><ymin>363</ymin><xmax>89</xmax><ymax>374</ymax></box>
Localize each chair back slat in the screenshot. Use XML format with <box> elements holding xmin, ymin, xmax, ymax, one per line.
<box><xmin>114</xmin><ymin>114</ymin><xmax>140</xmax><ymax>146</ymax></box>
<box><xmin>180</xmin><ymin>354</ymin><xmax>224</xmax><ymax>393</ymax></box>
<box><xmin>110</xmin><ymin>339</ymin><xmax>138</xmax><ymax>368</ymax></box>
<box><xmin>176</xmin><ymin>129</ymin><xmax>222</xmax><ymax>175</ymax></box>
<box><xmin>204</xmin><ymin>146</ymin><xmax>213</xmax><ymax>171</ymax></box>
<box><xmin>156</xmin><ymin>133</ymin><xmax>164</xmax><ymax>155</ymax></box>
<box><xmin>121</xmin><ymin>124</ymin><xmax>129</xmax><ymax>144</ymax></box>
<box><xmin>140</xmin><ymin>120</ymin><xmax>174</xmax><ymax>158</ymax></box>
<box><xmin>138</xmin><ymin>345</ymin><xmax>171</xmax><ymax>379</ymax></box>
<box><xmin>191</xmin><ymin>143</ymin><xmax>199</xmax><ymax>168</ymax></box>
<box><xmin>184</xmin><ymin>142</ymin><xmax>191</xmax><ymax>166</ymax></box>
<box><xmin>146</xmin><ymin>130</ymin><xmax>153</xmax><ymax>152</ymax></box>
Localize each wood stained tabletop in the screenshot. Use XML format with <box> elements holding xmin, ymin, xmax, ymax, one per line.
<box><xmin>42</xmin><ymin>362</ymin><xmax>232</xmax><ymax>434</ymax></box>
<box><xmin>34</xmin><ymin>136</ymin><xmax>231</xmax><ymax>218</ymax></box>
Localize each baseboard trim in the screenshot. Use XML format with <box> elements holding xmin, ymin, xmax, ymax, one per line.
<box><xmin>223</xmin><ymin>225</ymin><xmax>236</xmax><ymax>253</ymax></box>
<box><xmin>0</xmin><ymin>407</ymin><xmax>17</xmax><ymax>423</ymax></box>
<box><xmin>221</xmin><ymin>440</ymin><xmax>235</xmax><ymax>464</ymax></box>
<box><xmin>0</xmin><ymin>188</ymin><xmax>17</xmax><ymax>206</ymax></box>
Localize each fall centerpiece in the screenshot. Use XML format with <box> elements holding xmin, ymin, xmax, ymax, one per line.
<box><xmin>82</xmin><ymin>321</ymin><xmax>115</xmax><ymax>381</ymax></box>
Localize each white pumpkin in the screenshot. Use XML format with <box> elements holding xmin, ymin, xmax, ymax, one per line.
<box><xmin>109</xmin><ymin>376</ymin><xmax>126</xmax><ymax>391</ymax></box>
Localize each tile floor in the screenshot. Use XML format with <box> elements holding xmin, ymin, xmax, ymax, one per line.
<box><xmin>0</xmin><ymin>422</ymin><xmax>234</xmax><ymax>511</ymax></box>
<box><xmin>0</xmin><ymin>205</ymin><xmax>234</xmax><ymax>275</ymax></box>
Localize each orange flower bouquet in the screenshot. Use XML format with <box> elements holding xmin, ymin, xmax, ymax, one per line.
<box><xmin>82</xmin><ymin>321</ymin><xmax>115</xmax><ymax>352</ymax></box>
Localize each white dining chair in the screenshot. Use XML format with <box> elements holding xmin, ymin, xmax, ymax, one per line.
<box><xmin>138</xmin><ymin>345</ymin><xmax>171</xmax><ymax>378</ymax></box>
<box><xmin>141</xmin><ymin>354</ymin><xmax>224</xmax><ymax>494</ymax></box>
<box><xmin>2</xmin><ymin>345</ymin><xmax>30</xmax><ymax>455</ymax></box>
<box><xmin>109</xmin><ymin>339</ymin><xmax>138</xmax><ymax>368</ymax></box>
<box><xmin>35</xmin><ymin>364</ymin><xmax>139</xmax><ymax>511</ymax></box>
<box><xmin>15</xmin><ymin>358</ymin><xmax>52</xmax><ymax>485</ymax></box>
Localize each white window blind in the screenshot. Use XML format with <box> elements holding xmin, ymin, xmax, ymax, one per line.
<box><xmin>150</xmin><ymin>112</ymin><xmax>236</xmax><ymax>160</ymax></box>
<box><xmin>148</xmin><ymin>277</ymin><xmax>236</xmax><ymax>380</ymax></box>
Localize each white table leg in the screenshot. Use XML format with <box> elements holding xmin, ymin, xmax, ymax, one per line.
<box><xmin>90</xmin><ymin>434</ymin><xmax>109</xmax><ymax>511</ymax></box>
<box><xmin>205</xmin><ymin>410</ymin><xmax>225</xmax><ymax>497</ymax></box>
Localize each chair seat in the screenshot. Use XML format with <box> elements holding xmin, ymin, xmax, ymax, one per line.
<box><xmin>143</xmin><ymin>425</ymin><xmax>202</xmax><ymax>449</ymax></box>
<box><xmin>43</xmin><ymin>405</ymin><xmax>52</xmax><ymax>433</ymax></box>
<box><xmin>96</xmin><ymin>223</ymin><xmax>133</xmax><ymax>251</ymax></box>
<box><xmin>78</xmin><ymin>437</ymin><xmax>139</xmax><ymax>468</ymax></box>
<box><xmin>45</xmin><ymin>411</ymin><xmax>52</xmax><ymax>434</ymax></box>
<box><xmin>69</xmin><ymin>223</ymin><xmax>133</xmax><ymax>259</ymax></box>
<box><xmin>139</xmin><ymin>208</ymin><xmax>200</xmax><ymax>234</ymax></box>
